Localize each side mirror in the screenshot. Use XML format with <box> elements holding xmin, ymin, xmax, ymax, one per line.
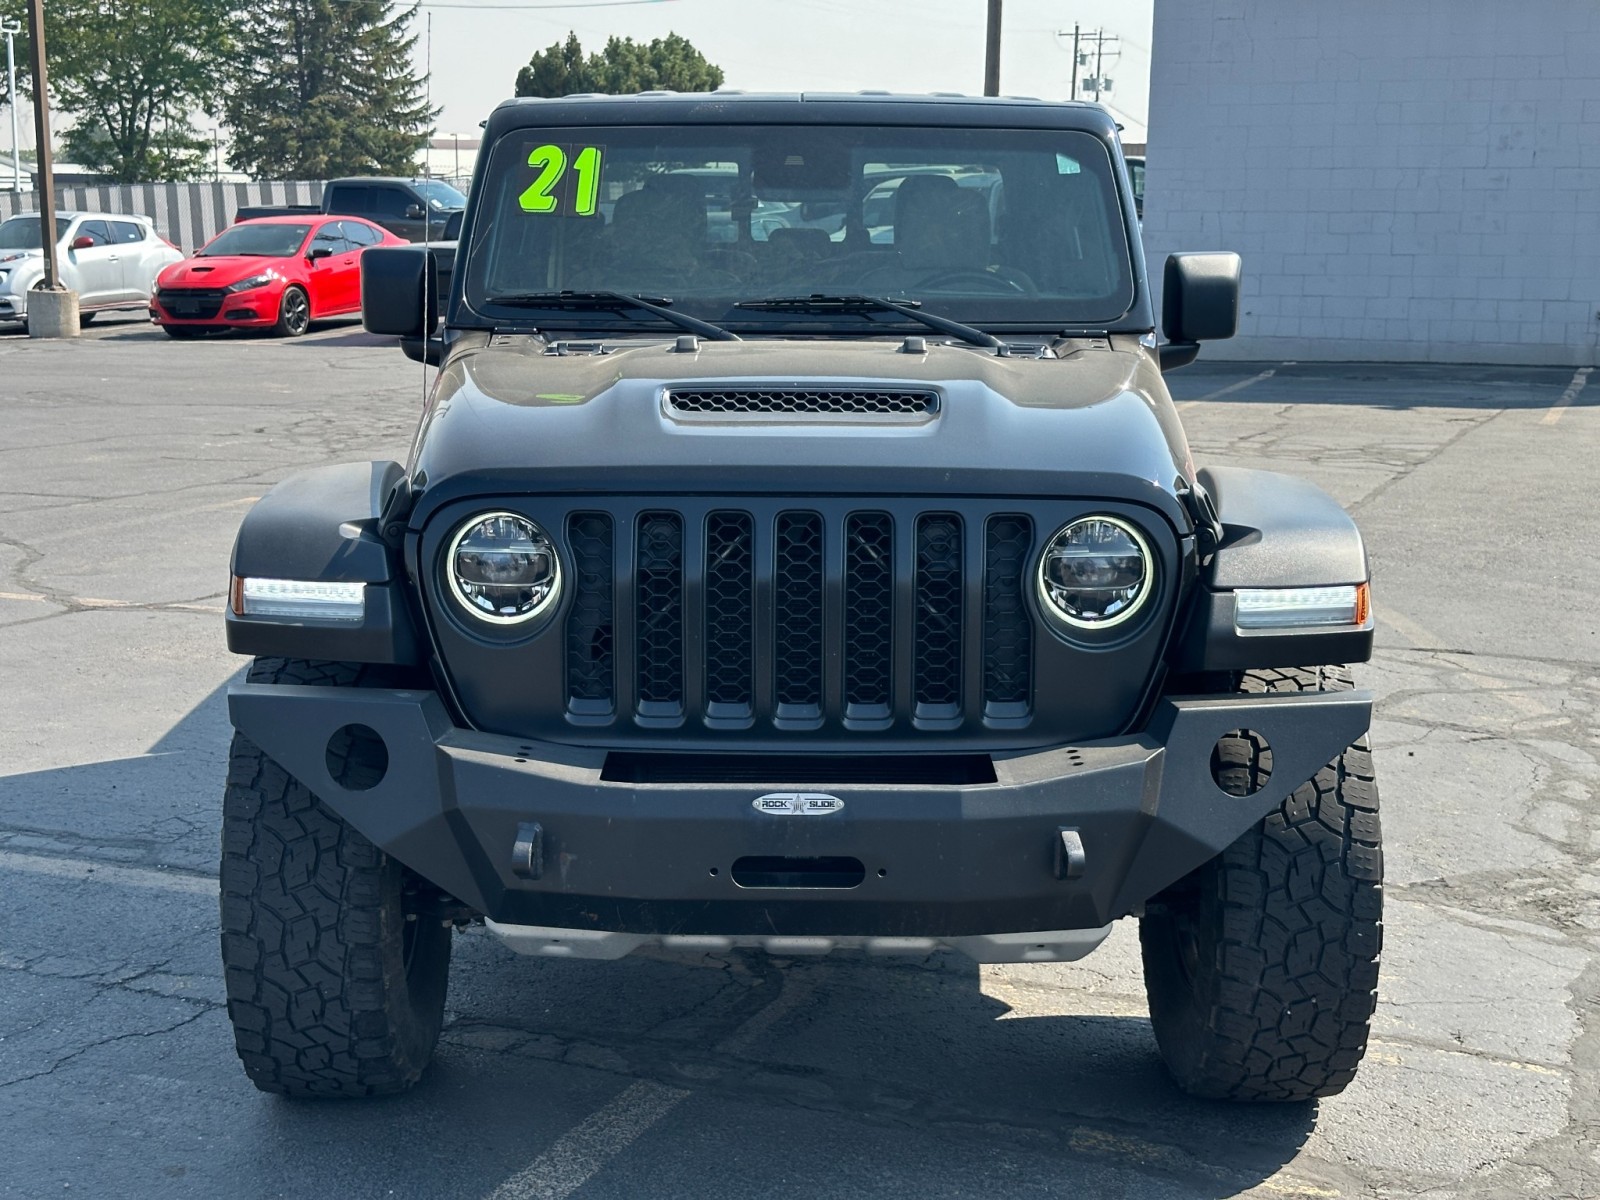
<box><xmin>362</xmin><ymin>245</ymin><xmax>438</xmax><ymax>338</ymax></box>
<box><xmin>69</xmin><ymin>234</ymin><xmax>95</xmax><ymax>250</ymax></box>
<box><xmin>307</xmin><ymin>245</ymin><xmax>333</xmax><ymax>261</ymax></box>
<box><xmin>405</xmin><ymin>203</ymin><xmax>427</xmax><ymax>220</ymax></box>
<box><xmin>1160</xmin><ymin>252</ymin><xmax>1241</xmax><ymax>370</ymax></box>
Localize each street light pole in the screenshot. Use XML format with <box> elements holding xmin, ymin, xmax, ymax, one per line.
<box><xmin>983</xmin><ymin>0</ymin><xmax>1001</xmax><ymax>96</ymax></box>
<box><xmin>1</xmin><ymin>17</ymin><xmax>20</xmax><ymax>194</ymax></box>
<box><xmin>25</xmin><ymin>0</ymin><xmax>58</xmax><ymax>288</ymax></box>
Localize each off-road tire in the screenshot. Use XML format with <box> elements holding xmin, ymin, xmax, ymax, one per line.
<box><xmin>220</xmin><ymin>657</ymin><xmax>451</xmax><ymax>1097</ymax></box>
<box><xmin>1140</xmin><ymin>665</ymin><xmax>1382</xmax><ymax>1102</ymax></box>
<box><xmin>272</xmin><ymin>285</ymin><xmax>311</xmax><ymax>337</ymax></box>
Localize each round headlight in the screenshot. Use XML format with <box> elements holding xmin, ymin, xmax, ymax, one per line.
<box><xmin>1037</xmin><ymin>516</ymin><xmax>1152</xmax><ymax>629</ymax></box>
<box><xmin>446</xmin><ymin>513</ymin><xmax>560</xmax><ymax>624</ymax></box>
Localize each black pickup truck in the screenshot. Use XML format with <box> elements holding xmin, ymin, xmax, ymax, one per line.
<box><xmin>235</xmin><ymin>176</ymin><xmax>465</xmax><ymax>243</ymax></box>
<box><xmin>220</xmin><ymin>92</ymin><xmax>1383</xmax><ymax>1105</ymax></box>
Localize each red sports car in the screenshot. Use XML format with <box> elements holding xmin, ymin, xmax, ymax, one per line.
<box><xmin>150</xmin><ymin>214</ymin><xmax>406</xmax><ymax>338</ymax></box>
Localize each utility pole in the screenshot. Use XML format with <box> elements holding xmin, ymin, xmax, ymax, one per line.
<box><xmin>1</xmin><ymin>17</ymin><xmax>19</xmax><ymax>193</ymax></box>
<box><xmin>1070</xmin><ymin>23</ymin><xmax>1080</xmax><ymax>99</ymax></box>
<box><xmin>1069</xmin><ymin>28</ymin><xmax>1118</xmax><ymax>102</ymax></box>
<box><xmin>983</xmin><ymin>0</ymin><xmax>1001</xmax><ymax>96</ymax></box>
<box><xmin>25</xmin><ymin>0</ymin><xmax>57</xmax><ymax>286</ymax></box>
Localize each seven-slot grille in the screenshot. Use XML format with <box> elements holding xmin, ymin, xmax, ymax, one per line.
<box><xmin>563</xmin><ymin>507</ymin><xmax>1035</xmax><ymax>730</ymax></box>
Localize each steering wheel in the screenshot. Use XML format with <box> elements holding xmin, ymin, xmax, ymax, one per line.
<box><xmin>912</xmin><ymin>269</ymin><xmax>1031</xmax><ymax>294</ymax></box>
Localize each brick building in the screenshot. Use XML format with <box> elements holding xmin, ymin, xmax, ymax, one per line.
<box><xmin>1141</xmin><ymin>0</ymin><xmax>1600</xmax><ymax>365</ymax></box>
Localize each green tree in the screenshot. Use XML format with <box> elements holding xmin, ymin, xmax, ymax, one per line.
<box><xmin>38</xmin><ymin>0</ymin><xmax>234</xmax><ymax>182</ymax></box>
<box><xmin>224</xmin><ymin>1</ymin><xmax>435</xmax><ymax>179</ymax></box>
<box><xmin>514</xmin><ymin>32</ymin><xmax>724</xmax><ymax>98</ymax></box>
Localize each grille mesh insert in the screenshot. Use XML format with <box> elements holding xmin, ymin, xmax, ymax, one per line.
<box><xmin>705</xmin><ymin>511</ymin><xmax>754</xmax><ymax>709</ymax></box>
<box><xmin>774</xmin><ymin>512</ymin><xmax>824</xmax><ymax>710</ymax></box>
<box><xmin>914</xmin><ymin>514</ymin><xmax>963</xmax><ymax>712</ymax></box>
<box><xmin>844</xmin><ymin>513</ymin><xmax>894</xmax><ymax>711</ymax></box>
<box><xmin>983</xmin><ymin>515</ymin><xmax>1034</xmax><ymax>711</ymax></box>
<box><xmin>565</xmin><ymin>513</ymin><xmax>614</xmax><ymax>708</ymax></box>
<box><xmin>635</xmin><ymin>512</ymin><xmax>684</xmax><ymax>707</ymax></box>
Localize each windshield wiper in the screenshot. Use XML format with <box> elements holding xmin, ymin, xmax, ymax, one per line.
<box><xmin>733</xmin><ymin>294</ymin><xmax>1002</xmax><ymax>350</ymax></box>
<box><xmin>483</xmin><ymin>290</ymin><xmax>739</xmax><ymax>342</ymax></box>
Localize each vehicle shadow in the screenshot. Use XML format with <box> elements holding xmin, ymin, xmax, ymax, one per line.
<box><xmin>248</xmin><ymin>939</ymin><xmax>1322</xmax><ymax>1198</ymax></box>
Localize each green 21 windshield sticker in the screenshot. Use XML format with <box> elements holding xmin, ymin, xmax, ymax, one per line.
<box><xmin>517</xmin><ymin>143</ymin><xmax>605</xmax><ymax>216</ymax></box>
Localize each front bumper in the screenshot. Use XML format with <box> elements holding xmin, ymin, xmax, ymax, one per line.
<box><xmin>228</xmin><ymin>684</ymin><xmax>1370</xmax><ymax>943</ymax></box>
<box><xmin>150</xmin><ymin>289</ymin><xmax>281</xmax><ymax>328</ymax></box>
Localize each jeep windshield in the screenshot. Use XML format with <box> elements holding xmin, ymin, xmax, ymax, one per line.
<box><xmin>462</xmin><ymin>125</ymin><xmax>1135</xmax><ymax>333</ymax></box>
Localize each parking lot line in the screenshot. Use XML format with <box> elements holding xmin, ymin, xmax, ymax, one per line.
<box><xmin>0</xmin><ymin>849</ymin><xmax>216</xmax><ymax>895</ymax></box>
<box><xmin>1539</xmin><ymin>367</ymin><xmax>1591</xmax><ymax>425</ymax></box>
<box><xmin>485</xmin><ymin>1081</ymin><xmax>691</xmax><ymax>1200</ymax></box>
<box><xmin>485</xmin><ymin>971</ymin><xmax>819</xmax><ymax>1199</ymax></box>
<box><xmin>1176</xmin><ymin>366</ymin><xmax>1277</xmax><ymax>409</ymax></box>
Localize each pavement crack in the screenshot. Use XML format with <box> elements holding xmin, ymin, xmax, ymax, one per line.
<box><xmin>0</xmin><ymin>1006</ymin><xmax>213</xmax><ymax>1090</ymax></box>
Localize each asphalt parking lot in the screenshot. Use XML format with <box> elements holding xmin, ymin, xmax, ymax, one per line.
<box><xmin>1</xmin><ymin>318</ymin><xmax>1597</xmax><ymax>1199</ymax></box>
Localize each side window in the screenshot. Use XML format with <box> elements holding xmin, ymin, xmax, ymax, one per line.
<box><xmin>110</xmin><ymin>220</ymin><xmax>146</xmax><ymax>243</ymax></box>
<box><xmin>342</xmin><ymin>220</ymin><xmax>379</xmax><ymax>247</ymax></box>
<box><xmin>326</xmin><ymin>184</ymin><xmax>369</xmax><ymax>214</ymax></box>
<box><xmin>312</xmin><ymin>225</ymin><xmax>351</xmax><ymax>255</ymax></box>
<box><xmin>75</xmin><ymin>219</ymin><xmax>113</xmax><ymax>247</ymax></box>
<box><xmin>369</xmin><ymin>187</ymin><xmax>414</xmax><ymax>219</ymax></box>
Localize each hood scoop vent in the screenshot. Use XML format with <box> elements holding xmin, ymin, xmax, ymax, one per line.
<box><xmin>665</xmin><ymin>387</ymin><xmax>940</xmax><ymax>420</ymax></box>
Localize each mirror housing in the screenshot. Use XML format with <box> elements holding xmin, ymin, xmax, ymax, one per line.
<box><xmin>69</xmin><ymin>234</ymin><xmax>95</xmax><ymax>250</ymax></box>
<box><xmin>405</xmin><ymin>203</ymin><xmax>427</xmax><ymax>220</ymax></box>
<box><xmin>307</xmin><ymin>245</ymin><xmax>333</xmax><ymax>261</ymax></box>
<box><xmin>362</xmin><ymin>245</ymin><xmax>438</xmax><ymax>338</ymax></box>
<box><xmin>1161</xmin><ymin>252</ymin><xmax>1241</xmax><ymax>370</ymax></box>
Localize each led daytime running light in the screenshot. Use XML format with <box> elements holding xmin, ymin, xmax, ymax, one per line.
<box><xmin>236</xmin><ymin>577</ymin><xmax>365</xmax><ymax>621</ymax></box>
<box><xmin>1234</xmin><ymin>583</ymin><xmax>1369</xmax><ymax>630</ymax></box>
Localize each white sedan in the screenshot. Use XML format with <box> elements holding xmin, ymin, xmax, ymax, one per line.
<box><xmin>0</xmin><ymin>210</ymin><xmax>183</xmax><ymax>328</ymax></box>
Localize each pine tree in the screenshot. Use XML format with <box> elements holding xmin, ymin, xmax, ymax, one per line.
<box><xmin>224</xmin><ymin>1</ymin><xmax>435</xmax><ymax>179</ymax></box>
<box><xmin>515</xmin><ymin>32</ymin><xmax>724</xmax><ymax>98</ymax></box>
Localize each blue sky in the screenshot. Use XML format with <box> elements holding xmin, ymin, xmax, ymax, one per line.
<box><xmin>418</xmin><ymin>0</ymin><xmax>1154</xmax><ymax>139</ymax></box>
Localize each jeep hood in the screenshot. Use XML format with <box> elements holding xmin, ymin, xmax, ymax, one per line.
<box><xmin>406</xmin><ymin>336</ymin><xmax>1196</xmax><ymax>530</ymax></box>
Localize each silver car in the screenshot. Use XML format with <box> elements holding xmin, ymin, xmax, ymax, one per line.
<box><xmin>0</xmin><ymin>210</ymin><xmax>183</xmax><ymax>327</ymax></box>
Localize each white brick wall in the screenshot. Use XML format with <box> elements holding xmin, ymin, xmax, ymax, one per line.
<box><xmin>1142</xmin><ymin>0</ymin><xmax>1600</xmax><ymax>365</ymax></box>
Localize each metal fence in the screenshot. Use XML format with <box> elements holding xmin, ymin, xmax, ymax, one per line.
<box><xmin>0</xmin><ymin>180</ymin><xmax>326</xmax><ymax>255</ymax></box>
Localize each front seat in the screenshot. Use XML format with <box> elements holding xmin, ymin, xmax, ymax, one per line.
<box><xmin>892</xmin><ymin>175</ymin><xmax>991</xmax><ymax>273</ymax></box>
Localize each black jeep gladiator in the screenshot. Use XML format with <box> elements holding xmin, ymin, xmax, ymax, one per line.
<box><xmin>220</xmin><ymin>93</ymin><xmax>1382</xmax><ymax>1102</ymax></box>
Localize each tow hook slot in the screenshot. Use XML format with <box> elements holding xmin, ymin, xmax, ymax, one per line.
<box><xmin>731</xmin><ymin>856</ymin><xmax>865</xmax><ymax>889</ymax></box>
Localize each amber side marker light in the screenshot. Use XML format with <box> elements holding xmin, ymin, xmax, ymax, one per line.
<box><xmin>1234</xmin><ymin>582</ymin><xmax>1371</xmax><ymax>631</ymax></box>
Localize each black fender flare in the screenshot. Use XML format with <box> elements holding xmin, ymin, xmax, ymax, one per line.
<box><xmin>1173</xmin><ymin>466</ymin><xmax>1373</xmax><ymax>672</ymax></box>
<box><xmin>226</xmin><ymin>461</ymin><xmax>421</xmax><ymax>665</ymax></box>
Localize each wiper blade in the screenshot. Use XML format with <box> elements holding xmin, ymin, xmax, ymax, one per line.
<box><xmin>733</xmin><ymin>293</ymin><xmax>1002</xmax><ymax>350</ymax></box>
<box><xmin>483</xmin><ymin>290</ymin><xmax>739</xmax><ymax>342</ymax></box>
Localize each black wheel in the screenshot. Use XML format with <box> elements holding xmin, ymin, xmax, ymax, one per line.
<box><xmin>1140</xmin><ymin>665</ymin><xmax>1382</xmax><ymax>1102</ymax></box>
<box><xmin>162</xmin><ymin>324</ymin><xmax>206</xmax><ymax>339</ymax></box>
<box><xmin>272</xmin><ymin>285</ymin><xmax>311</xmax><ymax>337</ymax></box>
<box><xmin>220</xmin><ymin>657</ymin><xmax>451</xmax><ymax>1097</ymax></box>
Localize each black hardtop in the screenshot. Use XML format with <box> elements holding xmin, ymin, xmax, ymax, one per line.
<box><xmin>484</xmin><ymin>91</ymin><xmax>1123</xmax><ymax>139</ymax></box>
